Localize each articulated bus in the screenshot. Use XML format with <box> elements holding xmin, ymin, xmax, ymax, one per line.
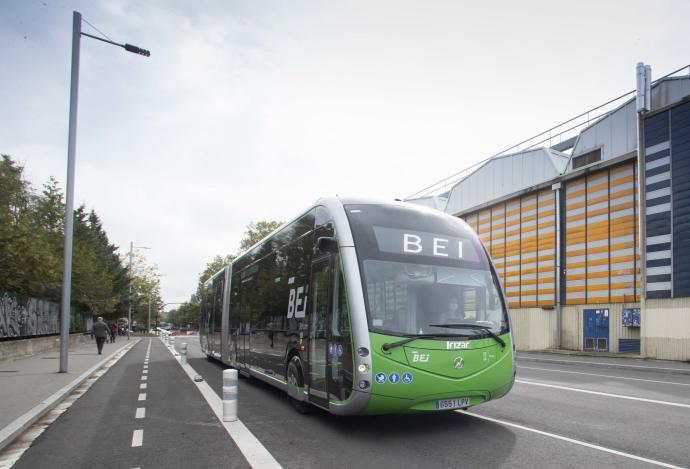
<box><xmin>200</xmin><ymin>197</ymin><xmax>515</xmax><ymax>415</ymax></box>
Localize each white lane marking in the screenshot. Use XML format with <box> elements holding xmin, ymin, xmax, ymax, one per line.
<box><xmin>170</xmin><ymin>351</ymin><xmax>281</xmax><ymax>468</ymax></box>
<box><xmin>135</xmin><ymin>408</ymin><xmax>145</xmax><ymax>419</ymax></box>
<box><xmin>143</xmin><ymin>364</ymin><xmax>148</xmax><ymax>369</ymax></box>
<box><xmin>143</xmin><ymin>369</ymin><xmax>148</xmax><ymax>374</ymax></box>
<box><xmin>140</xmin><ymin>383</ymin><xmax>147</xmax><ymax>390</ymax></box>
<box><xmin>458</xmin><ymin>411</ymin><xmax>682</xmax><ymax>468</ymax></box>
<box><xmin>141</xmin><ymin>376</ymin><xmax>148</xmax><ymax>381</ymax></box>
<box><xmin>138</xmin><ymin>393</ymin><xmax>147</xmax><ymax>401</ymax></box>
<box><xmin>131</xmin><ymin>429</ymin><xmax>143</xmax><ymax>447</ymax></box>
<box><xmin>516</xmin><ymin>379</ymin><xmax>690</xmax><ymax>408</ymax></box>
<box><xmin>519</xmin><ymin>365</ymin><xmax>690</xmax><ymax>387</ymax></box>
<box><xmin>519</xmin><ymin>356</ymin><xmax>690</xmax><ymax>373</ymax></box>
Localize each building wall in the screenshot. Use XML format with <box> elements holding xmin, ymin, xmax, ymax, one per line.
<box><xmin>509</xmin><ymin>308</ymin><xmax>557</xmax><ymax>350</ymax></box>
<box><xmin>644</xmin><ymin>298</ymin><xmax>690</xmax><ymax>361</ymax></box>
<box><xmin>463</xmin><ymin>188</ymin><xmax>557</xmax><ymax>310</ymax></box>
<box><xmin>564</xmin><ymin>161</ymin><xmax>640</xmax><ymax>305</ymax></box>
<box><xmin>509</xmin><ymin>303</ymin><xmax>642</xmax><ymax>352</ymax></box>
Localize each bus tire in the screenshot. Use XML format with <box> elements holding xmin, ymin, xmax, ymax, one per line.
<box><xmin>286</xmin><ymin>356</ymin><xmax>309</xmax><ymax>414</ymax></box>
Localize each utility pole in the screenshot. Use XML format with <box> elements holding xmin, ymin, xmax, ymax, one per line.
<box><xmin>59</xmin><ymin>11</ymin><xmax>150</xmax><ymax>372</ymax></box>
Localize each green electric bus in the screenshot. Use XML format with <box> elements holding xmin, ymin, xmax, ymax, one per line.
<box><xmin>200</xmin><ymin>197</ymin><xmax>515</xmax><ymax>415</ymax></box>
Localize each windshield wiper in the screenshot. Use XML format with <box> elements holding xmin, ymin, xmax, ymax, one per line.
<box><xmin>381</xmin><ymin>333</ymin><xmax>470</xmax><ymax>352</ymax></box>
<box><xmin>428</xmin><ymin>323</ymin><xmax>506</xmax><ymax>349</ymax></box>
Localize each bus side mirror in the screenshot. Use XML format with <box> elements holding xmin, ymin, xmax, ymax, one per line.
<box><xmin>317</xmin><ymin>236</ymin><xmax>338</xmax><ymax>253</ymax></box>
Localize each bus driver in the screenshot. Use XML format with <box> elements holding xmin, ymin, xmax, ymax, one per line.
<box><xmin>439</xmin><ymin>297</ymin><xmax>465</xmax><ymax>324</ymax></box>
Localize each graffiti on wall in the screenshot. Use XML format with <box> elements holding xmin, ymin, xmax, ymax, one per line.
<box><xmin>0</xmin><ymin>292</ymin><xmax>89</xmax><ymax>339</ymax></box>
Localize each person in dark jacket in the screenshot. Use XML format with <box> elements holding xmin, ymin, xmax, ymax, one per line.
<box><xmin>92</xmin><ymin>317</ymin><xmax>109</xmax><ymax>354</ymax></box>
<box><xmin>109</xmin><ymin>322</ymin><xmax>117</xmax><ymax>343</ymax></box>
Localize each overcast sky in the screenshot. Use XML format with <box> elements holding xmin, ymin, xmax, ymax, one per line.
<box><xmin>2</xmin><ymin>0</ymin><xmax>688</xmax><ymax>308</ymax></box>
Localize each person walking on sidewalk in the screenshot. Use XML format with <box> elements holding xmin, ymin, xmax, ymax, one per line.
<box><xmin>93</xmin><ymin>317</ymin><xmax>109</xmax><ymax>355</ymax></box>
<box><xmin>109</xmin><ymin>321</ymin><xmax>117</xmax><ymax>343</ymax></box>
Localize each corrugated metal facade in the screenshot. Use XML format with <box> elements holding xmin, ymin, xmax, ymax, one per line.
<box><xmin>462</xmin><ymin>188</ymin><xmax>557</xmax><ymax>309</ymax></box>
<box><xmin>462</xmin><ymin>161</ymin><xmax>639</xmax><ymax>307</ymax></box>
<box><xmin>564</xmin><ymin>161</ymin><xmax>640</xmax><ymax>304</ymax></box>
<box><xmin>643</xmin><ymin>99</ymin><xmax>690</xmax><ymax>298</ymax></box>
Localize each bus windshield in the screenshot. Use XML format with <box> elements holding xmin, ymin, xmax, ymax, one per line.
<box><xmin>345</xmin><ymin>203</ymin><xmax>509</xmax><ymax>337</ymax></box>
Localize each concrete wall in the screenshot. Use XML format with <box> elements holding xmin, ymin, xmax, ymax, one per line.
<box><xmin>0</xmin><ymin>333</ymin><xmax>92</xmax><ymax>361</ymax></box>
<box><xmin>511</xmin><ymin>303</ymin><xmax>642</xmax><ymax>353</ymax></box>
<box><xmin>643</xmin><ymin>298</ymin><xmax>690</xmax><ymax>361</ymax></box>
<box><xmin>510</xmin><ymin>308</ymin><xmax>557</xmax><ymax>350</ymax></box>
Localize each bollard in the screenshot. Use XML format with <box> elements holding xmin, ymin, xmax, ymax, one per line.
<box><xmin>170</xmin><ymin>336</ymin><xmax>175</xmax><ymax>349</ymax></box>
<box><xmin>222</xmin><ymin>369</ymin><xmax>238</xmax><ymax>422</ymax></box>
<box><xmin>181</xmin><ymin>343</ymin><xmax>188</xmax><ymax>365</ymax></box>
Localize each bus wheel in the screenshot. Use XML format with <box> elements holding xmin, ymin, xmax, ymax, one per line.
<box><xmin>286</xmin><ymin>356</ymin><xmax>309</xmax><ymax>414</ymax></box>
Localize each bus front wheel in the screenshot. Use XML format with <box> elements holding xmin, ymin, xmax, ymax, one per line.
<box><xmin>286</xmin><ymin>356</ymin><xmax>309</xmax><ymax>414</ymax></box>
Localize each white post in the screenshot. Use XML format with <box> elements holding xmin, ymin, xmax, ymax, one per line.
<box><xmin>181</xmin><ymin>342</ymin><xmax>188</xmax><ymax>365</ymax></box>
<box><xmin>170</xmin><ymin>336</ymin><xmax>175</xmax><ymax>350</ymax></box>
<box><xmin>222</xmin><ymin>369</ymin><xmax>238</xmax><ymax>421</ymax></box>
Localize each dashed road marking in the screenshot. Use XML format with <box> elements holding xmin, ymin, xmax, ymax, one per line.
<box><xmin>131</xmin><ymin>429</ymin><xmax>143</xmax><ymax>447</ymax></box>
<box><xmin>135</xmin><ymin>408</ymin><xmax>145</xmax><ymax>419</ymax></box>
<box><xmin>143</xmin><ymin>370</ymin><xmax>148</xmax><ymax>374</ymax></box>
<box><xmin>516</xmin><ymin>379</ymin><xmax>690</xmax><ymax>408</ymax></box>
<box><xmin>139</xmin><ymin>383</ymin><xmax>147</xmax><ymax>390</ymax></box>
<box><xmin>141</xmin><ymin>376</ymin><xmax>147</xmax><ymax>381</ymax></box>
<box><xmin>459</xmin><ymin>410</ymin><xmax>683</xmax><ymax>468</ymax></box>
<box><xmin>138</xmin><ymin>393</ymin><xmax>146</xmax><ymax>401</ymax></box>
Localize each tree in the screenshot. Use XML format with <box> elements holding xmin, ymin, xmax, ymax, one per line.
<box><xmin>238</xmin><ymin>220</ymin><xmax>283</xmax><ymax>252</ymax></box>
<box><xmin>0</xmin><ymin>154</ymin><xmax>132</xmax><ymax>319</ymax></box>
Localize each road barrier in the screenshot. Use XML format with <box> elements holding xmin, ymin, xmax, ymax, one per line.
<box><xmin>222</xmin><ymin>369</ymin><xmax>238</xmax><ymax>422</ymax></box>
<box><xmin>181</xmin><ymin>342</ymin><xmax>188</xmax><ymax>365</ymax></box>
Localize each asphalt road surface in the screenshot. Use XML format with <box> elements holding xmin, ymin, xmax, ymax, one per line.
<box><xmin>11</xmin><ymin>338</ymin><xmax>250</xmax><ymax>469</ymax></box>
<box><xmin>8</xmin><ymin>336</ymin><xmax>690</xmax><ymax>468</ymax></box>
<box><xmin>184</xmin><ymin>339</ymin><xmax>690</xmax><ymax>469</ymax></box>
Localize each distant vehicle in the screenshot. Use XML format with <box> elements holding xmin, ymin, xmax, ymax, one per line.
<box><xmin>200</xmin><ymin>197</ymin><xmax>515</xmax><ymax>415</ymax></box>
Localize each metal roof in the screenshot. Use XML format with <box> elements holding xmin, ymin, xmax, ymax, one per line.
<box><xmin>444</xmin><ymin>147</ymin><xmax>569</xmax><ymax>216</ymax></box>
<box><xmin>567</xmin><ymin>76</ymin><xmax>690</xmax><ymax>172</ymax></box>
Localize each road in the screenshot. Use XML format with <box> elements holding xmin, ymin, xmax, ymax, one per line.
<box><xmin>185</xmin><ymin>339</ymin><xmax>690</xmax><ymax>469</ymax></box>
<box><xmin>8</xmin><ymin>336</ymin><xmax>690</xmax><ymax>468</ymax></box>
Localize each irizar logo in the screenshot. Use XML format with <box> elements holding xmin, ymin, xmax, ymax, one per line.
<box><xmin>446</xmin><ymin>341</ymin><xmax>469</xmax><ymax>350</ymax></box>
<box><xmin>411</xmin><ymin>351</ymin><xmax>430</xmax><ymax>363</ymax></box>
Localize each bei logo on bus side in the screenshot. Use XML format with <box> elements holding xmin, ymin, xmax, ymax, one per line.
<box><xmin>287</xmin><ymin>286</ymin><xmax>307</xmax><ymax>318</ymax></box>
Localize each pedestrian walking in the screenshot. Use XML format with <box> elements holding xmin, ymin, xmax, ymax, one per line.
<box><xmin>110</xmin><ymin>322</ymin><xmax>117</xmax><ymax>343</ymax></box>
<box><xmin>92</xmin><ymin>317</ymin><xmax>109</xmax><ymax>355</ymax></box>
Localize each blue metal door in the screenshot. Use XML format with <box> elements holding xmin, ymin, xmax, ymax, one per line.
<box><xmin>583</xmin><ymin>309</ymin><xmax>609</xmax><ymax>351</ymax></box>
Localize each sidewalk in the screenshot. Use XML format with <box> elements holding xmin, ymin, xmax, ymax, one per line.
<box><xmin>0</xmin><ymin>337</ymin><xmax>140</xmax><ymax>451</ymax></box>
<box><xmin>517</xmin><ymin>350</ymin><xmax>690</xmax><ymax>375</ymax></box>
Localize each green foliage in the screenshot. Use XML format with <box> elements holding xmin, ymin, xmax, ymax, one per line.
<box><xmin>0</xmin><ymin>154</ymin><xmax>136</xmax><ymax>319</ymax></box>
<box><xmin>239</xmin><ymin>220</ymin><xmax>283</xmax><ymax>252</ymax></box>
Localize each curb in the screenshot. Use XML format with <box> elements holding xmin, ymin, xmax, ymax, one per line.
<box><xmin>0</xmin><ymin>339</ymin><xmax>140</xmax><ymax>452</ymax></box>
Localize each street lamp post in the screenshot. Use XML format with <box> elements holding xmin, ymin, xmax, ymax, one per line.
<box><xmin>59</xmin><ymin>11</ymin><xmax>150</xmax><ymax>372</ymax></box>
<box><xmin>128</xmin><ymin>242</ymin><xmax>150</xmax><ymax>340</ymax></box>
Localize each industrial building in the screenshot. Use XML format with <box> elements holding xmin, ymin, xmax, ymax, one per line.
<box><xmin>409</xmin><ymin>64</ymin><xmax>690</xmax><ymax>361</ymax></box>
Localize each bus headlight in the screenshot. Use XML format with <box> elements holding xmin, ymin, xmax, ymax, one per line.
<box><xmin>358</xmin><ymin>363</ymin><xmax>369</xmax><ymax>373</ymax></box>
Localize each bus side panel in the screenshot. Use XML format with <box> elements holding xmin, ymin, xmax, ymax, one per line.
<box><xmin>221</xmin><ymin>266</ymin><xmax>231</xmax><ymax>365</ymax></box>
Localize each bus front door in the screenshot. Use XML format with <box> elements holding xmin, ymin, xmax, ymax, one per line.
<box><xmin>307</xmin><ymin>256</ymin><xmax>331</xmax><ymax>408</ymax></box>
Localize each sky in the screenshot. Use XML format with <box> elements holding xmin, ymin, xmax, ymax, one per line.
<box><xmin>2</xmin><ymin>0</ymin><xmax>689</xmax><ymax>309</ymax></box>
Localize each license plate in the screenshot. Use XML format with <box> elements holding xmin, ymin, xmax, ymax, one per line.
<box><xmin>435</xmin><ymin>397</ymin><xmax>470</xmax><ymax>410</ymax></box>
